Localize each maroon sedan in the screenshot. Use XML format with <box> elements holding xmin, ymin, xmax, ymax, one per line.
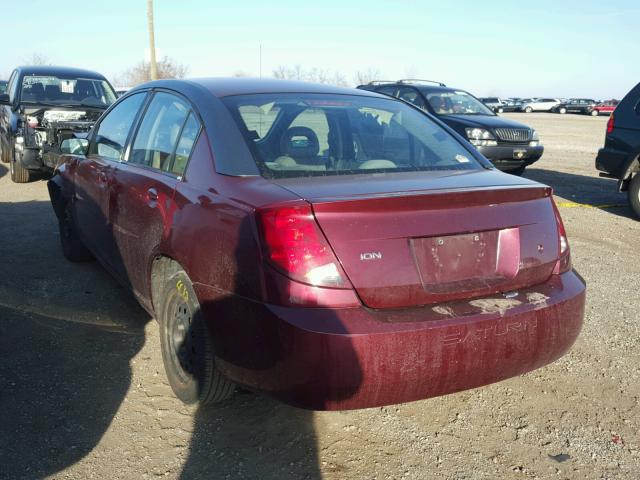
<box><xmin>48</xmin><ymin>79</ymin><xmax>585</xmax><ymax>410</ymax></box>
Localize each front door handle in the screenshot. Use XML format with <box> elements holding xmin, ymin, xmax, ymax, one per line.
<box><xmin>147</xmin><ymin>188</ymin><xmax>158</xmax><ymax>205</ymax></box>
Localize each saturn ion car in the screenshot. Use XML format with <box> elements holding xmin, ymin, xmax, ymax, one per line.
<box><xmin>48</xmin><ymin>78</ymin><xmax>585</xmax><ymax>410</ymax></box>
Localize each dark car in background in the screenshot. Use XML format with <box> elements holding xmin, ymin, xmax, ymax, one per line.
<box><xmin>358</xmin><ymin>80</ymin><xmax>543</xmax><ymax>175</ymax></box>
<box><xmin>499</xmin><ymin>99</ymin><xmax>525</xmax><ymax>112</ymax></box>
<box><xmin>551</xmin><ymin>99</ymin><xmax>596</xmax><ymax>115</ymax></box>
<box><xmin>0</xmin><ymin>65</ymin><xmax>117</xmax><ymax>182</ymax></box>
<box><xmin>595</xmin><ymin>82</ymin><xmax>640</xmax><ymax>218</ymax></box>
<box><xmin>48</xmin><ymin>78</ymin><xmax>584</xmax><ymax>410</ymax></box>
<box><xmin>479</xmin><ymin>97</ymin><xmax>503</xmax><ymax>112</ymax></box>
<box><xmin>0</xmin><ymin>80</ymin><xmax>7</xmax><ymax>94</ymax></box>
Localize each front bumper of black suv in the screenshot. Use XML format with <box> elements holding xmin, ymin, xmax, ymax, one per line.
<box><xmin>476</xmin><ymin>144</ymin><xmax>544</xmax><ymax>172</ymax></box>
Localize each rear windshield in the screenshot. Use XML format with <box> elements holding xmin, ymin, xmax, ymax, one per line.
<box><xmin>20</xmin><ymin>75</ymin><xmax>117</xmax><ymax>108</ymax></box>
<box><xmin>223</xmin><ymin>93</ymin><xmax>482</xmax><ymax>179</ymax></box>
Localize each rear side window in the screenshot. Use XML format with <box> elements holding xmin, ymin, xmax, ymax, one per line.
<box><xmin>172</xmin><ymin>113</ymin><xmax>200</xmax><ymax>176</ymax></box>
<box><xmin>129</xmin><ymin>92</ymin><xmax>201</xmax><ymax>175</ymax></box>
<box><xmin>376</xmin><ymin>86</ymin><xmax>397</xmax><ymax>97</ymax></box>
<box><xmin>398</xmin><ymin>88</ymin><xmax>426</xmax><ymax>109</ymax></box>
<box><xmin>223</xmin><ymin>93</ymin><xmax>482</xmax><ymax>179</ymax></box>
<box><xmin>90</xmin><ymin>93</ymin><xmax>146</xmax><ymax>160</ymax></box>
<box><xmin>130</xmin><ymin>92</ymin><xmax>189</xmax><ymax>170</ymax></box>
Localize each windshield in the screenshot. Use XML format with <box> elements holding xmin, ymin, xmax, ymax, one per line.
<box><xmin>427</xmin><ymin>91</ymin><xmax>495</xmax><ymax>116</ymax></box>
<box><xmin>19</xmin><ymin>75</ymin><xmax>117</xmax><ymax>108</ymax></box>
<box><xmin>223</xmin><ymin>93</ymin><xmax>482</xmax><ymax>179</ymax></box>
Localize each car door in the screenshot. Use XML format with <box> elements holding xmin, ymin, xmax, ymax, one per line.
<box><xmin>109</xmin><ymin>90</ymin><xmax>202</xmax><ymax>306</ymax></box>
<box><xmin>75</xmin><ymin>92</ymin><xmax>147</xmax><ymax>265</ymax></box>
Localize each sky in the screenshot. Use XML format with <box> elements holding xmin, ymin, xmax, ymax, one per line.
<box><xmin>1</xmin><ymin>0</ymin><xmax>638</xmax><ymax>99</ymax></box>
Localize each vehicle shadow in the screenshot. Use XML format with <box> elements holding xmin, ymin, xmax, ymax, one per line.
<box><xmin>177</xmin><ymin>213</ymin><xmax>363</xmax><ymax>479</ymax></box>
<box><xmin>0</xmin><ymin>196</ymin><xmax>362</xmax><ymax>479</ymax></box>
<box><xmin>523</xmin><ymin>167</ymin><xmax>633</xmax><ymax>219</ymax></box>
<box><xmin>0</xmin><ymin>199</ymin><xmax>150</xmax><ymax>479</ymax></box>
<box><xmin>0</xmin><ymin>163</ymin><xmax>7</xmax><ymax>179</ymax></box>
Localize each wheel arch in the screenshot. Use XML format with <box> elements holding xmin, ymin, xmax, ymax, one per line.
<box><xmin>149</xmin><ymin>255</ymin><xmax>186</xmax><ymax>318</ymax></box>
<box><xmin>618</xmin><ymin>154</ymin><xmax>640</xmax><ymax>192</ymax></box>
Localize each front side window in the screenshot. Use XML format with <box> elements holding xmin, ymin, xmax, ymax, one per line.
<box><xmin>426</xmin><ymin>91</ymin><xmax>495</xmax><ymax>116</ymax></box>
<box><xmin>19</xmin><ymin>75</ymin><xmax>117</xmax><ymax>107</ymax></box>
<box><xmin>223</xmin><ymin>93</ymin><xmax>482</xmax><ymax>179</ymax></box>
<box><xmin>90</xmin><ymin>93</ymin><xmax>146</xmax><ymax>160</ymax></box>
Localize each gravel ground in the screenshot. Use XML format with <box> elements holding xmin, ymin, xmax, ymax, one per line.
<box><xmin>0</xmin><ymin>113</ymin><xmax>638</xmax><ymax>480</ymax></box>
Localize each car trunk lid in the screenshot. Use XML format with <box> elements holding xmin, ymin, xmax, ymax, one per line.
<box><xmin>272</xmin><ymin>171</ymin><xmax>559</xmax><ymax>309</ymax></box>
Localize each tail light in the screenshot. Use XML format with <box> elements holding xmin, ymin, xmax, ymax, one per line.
<box><xmin>256</xmin><ymin>202</ymin><xmax>359</xmax><ymax>307</ymax></box>
<box><xmin>551</xmin><ymin>198</ymin><xmax>571</xmax><ymax>274</ymax></box>
<box><xmin>606</xmin><ymin>114</ymin><xmax>614</xmax><ymax>134</ymax></box>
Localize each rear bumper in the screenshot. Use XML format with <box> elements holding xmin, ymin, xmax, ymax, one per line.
<box><xmin>198</xmin><ymin>270</ymin><xmax>585</xmax><ymax>410</ymax></box>
<box><xmin>595</xmin><ymin>147</ymin><xmax>629</xmax><ymax>178</ymax></box>
<box><xmin>477</xmin><ymin>144</ymin><xmax>544</xmax><ymax>170</ymax></box>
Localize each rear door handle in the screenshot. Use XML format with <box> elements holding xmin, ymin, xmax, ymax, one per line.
<box><xmin>97</xmin><ymin>171</ymin><xmax>108</xmax><ymax>183</ymax></box>
<box><xmin>147</xmin><ymin>188</ymin><xmax>158</xmax><ymax>204</ymax></box>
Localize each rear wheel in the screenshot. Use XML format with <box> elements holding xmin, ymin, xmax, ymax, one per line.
<box><xmin>10</xmin><ymin>147</ymin><xmax>32</xmax><ymax>183</ymax></box>
<box><xmin>158</xmin><ymin>269</ymin><xmax>236</xmax><ymax>405</ymax></box>
<box><xmin>629</xmin><ymin>173</ymin><xmax>640</xmax><ymax>219</ymax></box>
<box><xmin>525</xmin><ymin>106</ymin><xmax>533</xmax><ymax>113</ymax></box>
<box><xmin>591</xmin><ymin>109</ymin><xmax>599</xmax><ymax>116</ymax></box>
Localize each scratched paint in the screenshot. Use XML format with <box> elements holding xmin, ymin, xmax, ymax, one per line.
<box><xmin>469</xmin><ymin>298</ymin><xmax>522</xmax><ymax>316</ymax></box>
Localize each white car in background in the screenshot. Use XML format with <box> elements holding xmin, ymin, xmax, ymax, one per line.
<box><xmin>522</xmin><ymin>98</ymin><xmax>561</xmax><ymax>113</ymax></box>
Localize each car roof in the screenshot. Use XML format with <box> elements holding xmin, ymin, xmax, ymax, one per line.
<box><xmin>15</xmin><ymin>65</ymin><xmax>108</xmax><ymax>79</ymax></box>
<box><xmin>131</xmin><ymin>77</ymin><xmax>385</xmax><ymax>99</ymax></box>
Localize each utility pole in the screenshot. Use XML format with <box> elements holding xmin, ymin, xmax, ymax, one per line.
<box><xmin>147</xmin><ymin>0</ymin><xmax>158</xmax><ymax>80</ymax></box>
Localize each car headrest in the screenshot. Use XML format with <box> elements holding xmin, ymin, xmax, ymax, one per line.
<box><xmin>280</xmin><ymin>126</ymin><xmax>320</xmax><ymax>158</ymax></box>
<box><xmin>359</xmin><ymin>159</ymin><xmax>397</xmax><ymax>169</ymax></box>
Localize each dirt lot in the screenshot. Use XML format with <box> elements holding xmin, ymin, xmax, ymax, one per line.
<box><xmin>0</xmin><ymin>113</ymin><xmax>638</xmax><ymax>480</ymax></box>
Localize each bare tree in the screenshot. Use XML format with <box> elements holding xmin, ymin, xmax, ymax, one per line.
<box><xmin>271</xmin><ymin>65</ymin><xmax>348</xmax><ymax>86</ymax></box>
<box><xmin>23</xmin><ymin>53</ymin><xmax>50</xmax><ymax>66</ymax></box>
<box><xmin>147</xmin><ymin>0</ymin><xmax>158</xmax><ymax>80</ymax></box>
<box><xmin>354</xmin><ymin>68</ymin><xmax>382</xmax><ymax>86</ymax></box>
<box><xmin>116</xmin><ymin>56</ymin><xmax>189</xmax><ymax>86</ymax></box>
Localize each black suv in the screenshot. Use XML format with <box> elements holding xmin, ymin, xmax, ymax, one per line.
<box><xmin>358</xmin><ymin>80</ymin><xmax>543</xmax><ymax>175</ymax></box>
<box><xmin>551</xmin><ymin>98</ymin><xmax>597</xmax><ymax>115</ymax></box>
<box><xmin>0</xmin><ymin>66</ymin><xmax>117</xmax><ymax>182</ymax></box>
<box><xmin>595</xmin><ymin>82</ymin><xmax>640</xmax><ymax>218</ymax></box>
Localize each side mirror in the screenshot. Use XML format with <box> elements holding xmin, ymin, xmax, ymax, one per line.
<box><xmin>0</xmin><ymin>93</ymin><xmax>10</xmax><ymax>106</ymax></box>
<box><xmin>60</xmin><ymin>138</ymin><xmax>89</xmax><ymax>155</ymax></box>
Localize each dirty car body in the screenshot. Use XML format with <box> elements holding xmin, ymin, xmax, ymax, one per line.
<box><xmin>0</xmin><ymin>66</ymin><xmax>116</xmax><ymax>182</ymax></box>
<box><xmin>49</xmin><ymin>78</ymin><xmax>585</xmax><ymax>410</ymax></box>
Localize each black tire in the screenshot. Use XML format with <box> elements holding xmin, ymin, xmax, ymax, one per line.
<box><xmin>10</xmin><ymin>147</ymin><xmax>32</xmax><ymax>183</ymax></box>
<box><xmin>0</xmin><ymin>143</ymin><xmax>8</xmax><ymax>163</ymax></box>
<box><xmin>525</xmin><ymin>106</ymin><xmax>533</xmax><ymax>113</ymax></box>
<box><xmin>507</xmin><ymin>165</ymin><xmax>527</xmax><ymax>176</ymax></box>
<box><xmin>591</xmin><ymin>110</ymin><xmax>599</xmax><ymax>116</ymax></box>
<box><xmin>59</xmin><ymin>201</ymin><xmax>93</xmax><ymax>262</ymax></box>
<box><xmin>158</xmin><ymin>269</ymin><xmax>235</xmax><ymax>405</ymax></box>
<box><xmin>629</xmin><ymin>172</ymin><xmax>640</xmax><ymax>219</ymax></box>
